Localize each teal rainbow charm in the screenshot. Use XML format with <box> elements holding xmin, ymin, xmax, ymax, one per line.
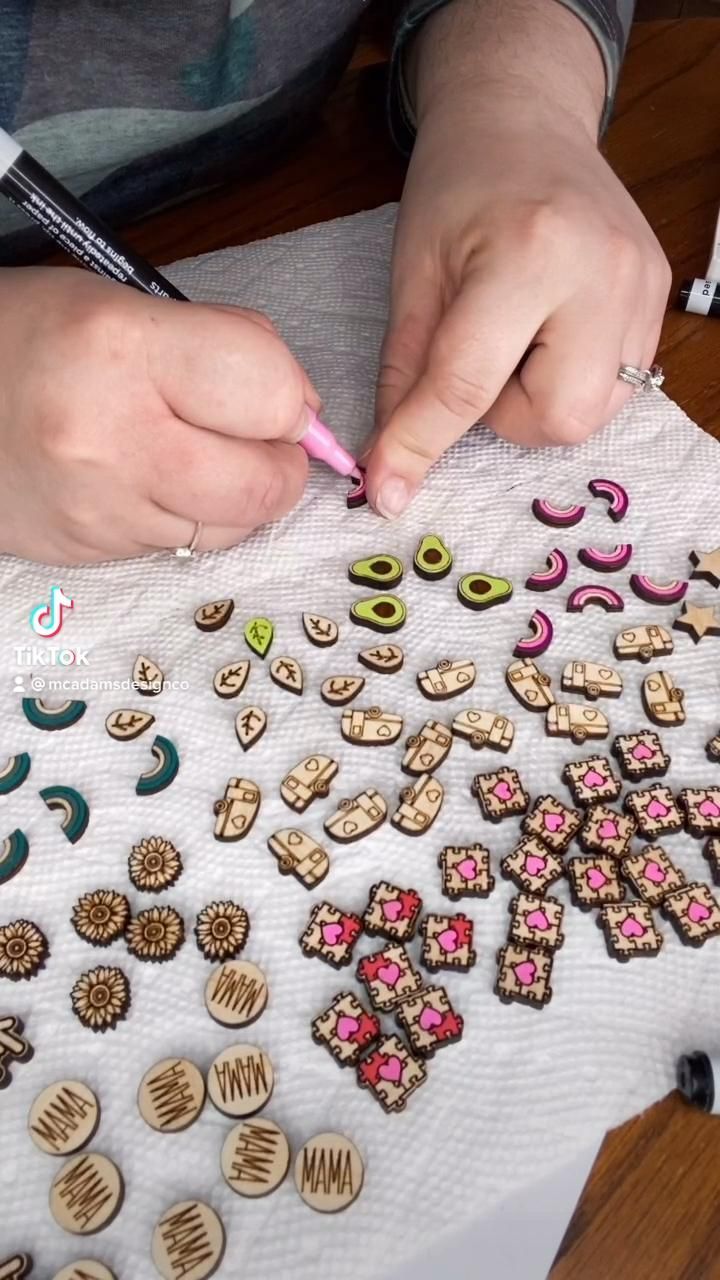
<box><xmin>136</xmin><ymin>735</ymin><xmax>180</xmax><ymax>796</ymax></box>
<box><xmin>0</xmin><ymin>752</ymin><xmax>31</xmax><ymax>795</ymax></box>
<box><xmin>22</xmin><ymin>698</ymin><xmax>86</xmax><ymax>731</ymax></box>
<box><xmin>0</xmin><ymin>829</ymin><xmax>29</xmax><ymax>884</ymax></box>
<box><xmin>39</xmin><ymin>785</ymin><xmax>90</xmax><ymax>844</ymax></box>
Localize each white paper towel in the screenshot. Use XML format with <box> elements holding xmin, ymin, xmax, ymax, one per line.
<box><xmin>2</xmin><ymin>204</ymin><xmax>720</xmax><ymax>1279</ymax></box>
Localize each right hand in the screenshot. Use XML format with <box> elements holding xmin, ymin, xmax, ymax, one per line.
<box><xmin>0</xmin><ymin>267</ymin><xmax>318</xmax><ymax>563</ymax></box>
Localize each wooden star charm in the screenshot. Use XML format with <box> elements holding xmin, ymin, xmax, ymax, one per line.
<box><xmin>0</xmin><ymin>1014</ymin><xmax>32</xmax><ymax>1088</ymax></box>
<box><xmin>673</xmin><ymin>602</ymin><xmax>720</xmax><ymax>644</ymax></box>
<box><xmin>690</xmin><ymin>548</ymin><xmax>720</xmax><ymax>588</ymax></box>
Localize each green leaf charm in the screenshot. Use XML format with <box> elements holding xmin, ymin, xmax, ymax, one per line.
<box><xmin>244</xmin><ymin>617</ymin><xmax>274</xmax><ymax>659</ymax></box>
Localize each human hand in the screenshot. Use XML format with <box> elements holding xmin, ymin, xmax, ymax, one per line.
<box><xmin>366</xmin><ymin>4</ymin><xmax>671</xmax><ymax>518</ymax></box>
<box><xmin>0</xmin><ymin>268</ymin><xmax>317</xmax><ymax>562</ymax></box>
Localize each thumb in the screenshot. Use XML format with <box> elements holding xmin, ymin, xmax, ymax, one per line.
<box><xmin>366</xmin><ymin>267</ymin><xmax>542</xmax><ymax>518</ymax></box>
<box><xmin>145</xmin><ymin>298</ymin><xmax>312</xmax><ymax>442</ymax></box>
<box><xmin>375</xmin><ymin>274</ymin><xmax>442</xmax><ymax>437</ymax></box>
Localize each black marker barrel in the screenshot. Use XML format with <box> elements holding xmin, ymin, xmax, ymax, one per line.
<box><xmin>676</xmin><ymin>1050</ymin><xmax>720</xmax><ymax>1113</ymax></box>
<box><xmin>0</xmin><ymin>127</ymin><xmax>185</xmax><ymax>301</ymax></box>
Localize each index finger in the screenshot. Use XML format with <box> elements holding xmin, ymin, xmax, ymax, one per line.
<box><xmin>366</xmin><ymin>267</ymin><xmax>549</xmax><ymax>515</ymax></box>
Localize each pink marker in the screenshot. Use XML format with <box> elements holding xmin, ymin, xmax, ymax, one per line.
<box><xmin>301</xmin><ymin>409</ymin><xmax>359</xmax><ymax>477</ymax></box>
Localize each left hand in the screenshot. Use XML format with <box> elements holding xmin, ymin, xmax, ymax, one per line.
<box><xmin>366</xmin><ymin>85</ymin><xmax>671</xmax><ymax>519</ymax></box>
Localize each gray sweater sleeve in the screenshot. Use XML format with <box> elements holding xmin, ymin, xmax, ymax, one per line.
<box><xmin>388</xmin><ymin>0</ymin><xmax>636</xmax><ymax>152</ymax></box>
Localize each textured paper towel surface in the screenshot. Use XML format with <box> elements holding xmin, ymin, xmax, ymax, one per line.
<box><xmin>2</xmin><ymin>204</ymin><xmax>720</xmax><ymax>1279</ymax></box>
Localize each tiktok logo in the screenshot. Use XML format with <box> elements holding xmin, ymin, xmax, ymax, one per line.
<box><xmin>29</xmin><ymin>586</ymin><xmax>74</xmax><ymax>638</ymax></box>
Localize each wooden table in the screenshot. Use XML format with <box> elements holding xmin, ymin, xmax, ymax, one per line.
<box><xmin>106</xmin><ymin>18</ymin><xmax>720</xmax><ymax>1279</ymax></box>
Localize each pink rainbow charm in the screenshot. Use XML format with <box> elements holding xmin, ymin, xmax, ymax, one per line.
<box><xmin>513</xmin><ymin>610</ymin><xmax>554</xmax><ymax>658</ymax></box>
<box><xmin>347</xmin><ymin>466</ymin><xmax>368</xmax><ymax>509</ymax></box>
<box><xmin>567</xmin><ymin>585</ymin><xmax>624</xmax><ymax>614</ymax></box>
<box><xmin>588</xmin><ymin>478</ymin><xmax>629</xmax><ymax>523</ymax></box>
<box><xmin>577</xmin><ymin>544</ymin><xmax>633</xmax><ymax>573</ymax></box>
<box><xmin>531</xmin><ymin>498</ymin><xmax>585</xmax><ymax>528</ymax></box>
<box><xmin>525</xmin><ymin>549</ymin><xmax>569</xmax><ymax>592</ymax></box>
<box><xmin>630</xmin><ymin>574</ymin><xmax>688</xmax><ymax>606</ymax></box>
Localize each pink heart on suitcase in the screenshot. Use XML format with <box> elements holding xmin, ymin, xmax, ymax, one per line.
<box><xmin>419</xmin><ymin>1006</ymin><xmax>443</xmax><ymax>1031</ymax></box>
<box><xmin>620</xmin><ymin>916</ymin><xmax>645</xmax><ymax>938</ymax></box>
<box><xmin>336</xmin><ymin>1015</ymin><xmax>359</xmax><ymax>1041</ymax></box>
<box><xmin>644</xmin><ymin>861</ymin><xmax>666</xmax><ymax>884</ymax></box>
<box><xmin>513</xmin><ymin>960</ymin><xmax>536</xmax><ymax>986</ymax></box>
<box><xmin>456</xmin><ymin>857</ymin><xmax>478</xmax><ymax>880</ymax></box>
<box><xmin>525</xmin><ymin>854</ymin><xmax>546</xmax><ymax>875</ymax></box>
<box><xmin>544</xmin><ymin>813</ymin><xmax>564</xmax><ymax>833</ymax></box>
<box><xmin>378</xmin><ymin>1056</ymin><xmax>403</xmax><ymax>1083</ymax></box>
<box><xmin>583</xmin><ymin>769</ymin><xmax>605</xmax><ymax>788</ymax></box>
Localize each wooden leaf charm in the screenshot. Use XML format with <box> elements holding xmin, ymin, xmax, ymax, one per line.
<box><xmin>132</xmin><ymin>654</ymin><xmax>164</xmax><ymax>696</ymax></box>
<box><xmin>320</xmin><ymin>676</ymin><xmax>365</xmax><ymax>707</ymax></box>
<box><xmin>358</xmin><ymin>644</ymin><xmax>404</xmax><ymax>674</ymax></box>
<box><xmin>194</xmin><ymin>599</ymin><xmax>235</xmax><ymax>632</ymax></box>
<box><xmin>235</xmin><ymin>706</ymin><xmax>267</xmax><ymax>751</ymax></box>
<box><xmin>270</xmin><ymin>656</ymin><xmax>303</xmax><ymax>696</ymax></box>
<box><xmin>105</xmin><ymin>709</ymin><xmax>155</xmax><ymax>741</ymax></box>
<box><xmin>302</xmin><ymin>613</ymin><xmax>339</xmax><ymax>648</ymax></box>
<box><xmin>213</xmin><ymin>661</ymin><xmax>250</xmax><ymax>700</ymax></box>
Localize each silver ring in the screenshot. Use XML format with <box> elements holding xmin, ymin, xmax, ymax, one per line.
<box><xmin>618</xmin><ymin>363</ymin><xmax>665</xmax><ymax>392</ymax></box>
<box><xmin>174</xmin><ymin>520</ymin><xmax>203</xmax><ymax>559</ymax></box>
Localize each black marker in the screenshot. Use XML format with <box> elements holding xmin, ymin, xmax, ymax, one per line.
<box><xmin>0</xmin><ymin>126</ymin><xmax>359</xmax><ymax>477</ymax></box>
<box><xmin>0</xmin><ymin>126</ymin><xmax>184</xmax><ymax>299</ymax></box>
<box><xmin>676</xmin><ymin>1051</ymin><xmax>720</xmax><ymax>1113</ymax></box>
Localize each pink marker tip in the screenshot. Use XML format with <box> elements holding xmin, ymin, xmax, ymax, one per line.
<box><xmin>299</xmin><ymin>409</ymin><xmax>358</xmax><ymax>478</ymax></box>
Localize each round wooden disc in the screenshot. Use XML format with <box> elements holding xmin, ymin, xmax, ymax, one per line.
<box><xmin>221</xmin><ymin>1116</ymin><xmax>290</xmax><ymax>1198</ymax></box>
<box><xmin>29</xmin><ymin>1080</ymin><xmax>100</xmax><ymax>1156</ymax></box>
<box><xmin>294</xmin><ymin>1132</ymin><xmax>364</xmax><ymax>1213</ymax></box>
<box><xmin>204</xmin><ymin>959</ymin><xmax>268</xmax><ymax>1028</ymax></box>
<box><xmin>207</xmin><ymin>1044</ymin><xmax>273</xmax><ymax>1118</ymax></box>
<box><xmin>151</xmin><ymin>1200</ymin><xmax>225</xmax><ymax>1280</ymax></box>
<box><xmin>53</xmin><ymin>1262</ymin><xmax>117</xmax><ymax>1280</ymax></box>
<box><xmin>137</xmin><ymin>1058</ymin><xmax>206</xmax><ymax>1133</ymax></box>
<box><xmin>49</xmin><ymin>1153</ymin><xmax>124</xmax><ymax>1235</ymax></box>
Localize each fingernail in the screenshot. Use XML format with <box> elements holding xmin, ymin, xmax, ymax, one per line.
<box><xmin>375</xmin><ymin>476</ymin><xmax>412</xmax><ymax>520</ymax></box>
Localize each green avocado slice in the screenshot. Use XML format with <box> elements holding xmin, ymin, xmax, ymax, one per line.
<box><xmin>413</xmin><ymin>534</ymin><xmax>453</xmax><ymax>580</ymax></box>
<box><xmin>457</xmin><ymin>573</ymin><xmax>513</xmax><ymax>611</ymax></box>
<box><xmin>350</xmin><ymin>594</ymin><xmax>407</xmax><ymax>633</ymax></box>
<box><xmin>348</xmin><ymin>555</ymin><xmax>404</xmax><ymax>588</ymax></box>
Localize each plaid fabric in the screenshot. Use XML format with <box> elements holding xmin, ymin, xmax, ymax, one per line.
<box><xmin>0</xmin><ymin>0</ymin><xmax>367</xmax><ymax>263</ymax></box>
<box><xmin>389</xmin><ymin>0</ymin><xmax>636</xmax><ymax>151</ymax></box>
<box><xmin>0</xmin><ymin>0</ymin><xmax>634</xmax><ymax>264</ymax></box>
